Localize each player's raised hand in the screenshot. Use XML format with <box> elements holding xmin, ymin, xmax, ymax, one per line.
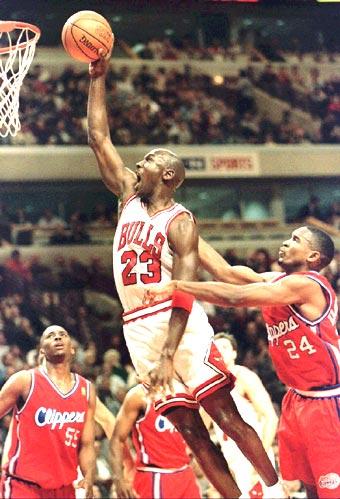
<box><xmin>89</xmin><ymin>48</ymin><xmax>112</xmax><ymax>78</ymax></box>
<box><xmin>143</xmin><ymin>281</ymin><xmax>177</xmax><ymax>306</ymax></box>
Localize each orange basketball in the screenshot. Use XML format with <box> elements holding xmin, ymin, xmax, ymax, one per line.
<box><xmin>61</xmin><ymin>11</ymin><xmax>114</xmax><ymax>63</ymax></box>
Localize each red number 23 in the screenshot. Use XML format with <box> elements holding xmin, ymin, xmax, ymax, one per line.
<box><xmin>121</xmin><ymin>250</ymin><xmax>161</xmax><ymax>285</ymax></box>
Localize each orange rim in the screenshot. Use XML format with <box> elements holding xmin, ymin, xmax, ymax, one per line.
<box><xmin>0</xmin><ymin>21</ymin><xmax>41</xmax><ymax>55</ymax></box>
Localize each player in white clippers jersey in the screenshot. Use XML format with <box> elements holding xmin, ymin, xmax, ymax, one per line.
<box><xmin>87</xmin><ymin>49</ymin><xmax>278</xmax><ymax>499</ymax></box>
<box><xmin>212</xmin><ymin>333</ymin><xmax>285</xmax><ymax>498</ymax></box>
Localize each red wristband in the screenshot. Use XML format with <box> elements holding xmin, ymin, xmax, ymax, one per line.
<box><xmin>172</xmin><ymin>289</ymin><xmax>195</xmax><ymax>313</ymax></box>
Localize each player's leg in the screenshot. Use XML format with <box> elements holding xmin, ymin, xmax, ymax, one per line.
<box><xmin>165</xmin><ymin>406</ymin><xmax>242</xmax><ymax>498</ymax></box>
<box><xmin>200</xmin><ymin>386</ymin><xmax>278</xmax><ymax>487</ymax></box>
<box><xmin>303</xmin><ymin>482</ymin><xmax>318</xmax><ymax>498</ymax></box>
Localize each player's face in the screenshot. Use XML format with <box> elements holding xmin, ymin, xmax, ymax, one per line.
<box><xmin>135</xmin><ymin>151</ymin><xmax>164</xmax><ymax>198</ymax></box>
<box><xmin>215</xmin><ymin>338</ymin><xmax>236</xmax><ymax>367</ymax></box>
<box><xmin>278</xmin><ymin>227</ymin><xmax>315</xmax><ymax>272</ymax></box>
<box><xmin>40</xmin><ymin>326</ymin><xmax>74</xmax><ymax>361</ymax></box>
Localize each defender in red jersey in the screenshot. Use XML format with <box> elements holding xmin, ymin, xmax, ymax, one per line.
<box><xmin>110</xmin><ymin>384</ymin><xmax>201</xmax><ymax>499</ymax></box>
<box><xmin>87</xmin><ymin>50</ymin><xmax>278</xmax><ymax>498</ymax></box>
<box><xmin>0</xmin><ymin>325</ymin><xmax>96</xmax><ymax>499</ymax></box>
<box><xmin>147</xmin><ymin>226</ymin><xmax>339</xmax><ymax>498</ymax></box>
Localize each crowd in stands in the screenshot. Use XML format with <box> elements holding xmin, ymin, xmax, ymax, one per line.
<box><xmin>1</xmin><ymin>197</ymin><xmax>339</xmax><ymax>248</ymax></box>
<box><xmin>0</xmin><ymin>204</ymin><xmax>117</xmax><ymax>247</ymax></box>
<box><xmin>131</xmin><ymin>34</ymin><xmax>340</xmax><ymax>65</ymax></box>
<box><xmin>0</xmin><ymin>34</ymin><xmax>338</xmax><ymax>146</ymax></box>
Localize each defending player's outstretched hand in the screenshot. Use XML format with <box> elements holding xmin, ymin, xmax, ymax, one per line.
<box><xmin>88</xmin><ymin>48</ymin><xmax>112</xmax><ymax>78</ymax></box>
<box><xmin>143</xmin><ymin>282</ymin><xmax>176</xmax><ymax>306</ymax></box>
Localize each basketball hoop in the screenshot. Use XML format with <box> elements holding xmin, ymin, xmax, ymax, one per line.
<box><xmin>0</xmin><ymin>21</ymin><xmax>40</xmax><ymax>138</ymax></box>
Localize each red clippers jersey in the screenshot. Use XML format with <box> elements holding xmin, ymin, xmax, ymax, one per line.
<box><xmin>132</xmin><ymin>402</ymin><xmax>190</xmax><ymax>470</ymax></box>
<box><xmin>262</xmin><ymin>271</ymin><xmax>339</xmax><ymax>390</ymax></box>
<box><xmin>5</xmin><ymin>367</ymin><xmax>90</xmax><ymax>489</ymax></box>
<box><xmin>113</xmin><ymin>195</ymin><xmax>193</xmax><ymax>312</ymax></box>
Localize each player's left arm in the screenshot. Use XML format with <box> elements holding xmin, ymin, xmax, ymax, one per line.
<box><xmin>77</xmin><ymin>383</ymin><xmax>96</xmax><ymax>499</ymax></box>
<box><xmin>240</xmin><ymin>368</ymin><xmax>278</xmax><ymax>451</ymax></box>
<box><xmin>148</xmin><ymin>213</ymin><xmax>198</xmax><ymax>395</ymax></box>
<box><xmin>152</xmin><ymin>273</ymin><xmax>318</xmax><ymax>310</ymax></box>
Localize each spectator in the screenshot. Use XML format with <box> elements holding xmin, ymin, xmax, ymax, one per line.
<box><xmin>38</xmin><ymin>209</ymin><xmax>66</xmax><ymax>229</ymax></box>
<box><xmin>0</xmin><ymin>204</ymin><xmax>12</xmax><ymax>245</ymax></box>
<box><xmin>5</xmin><ymin>249</ymin><xmax>32</xmax><ymax>283</ymax></box>
<box><xmin>296</xmin><ymin>195</ymin><xmax>325</xmax><ymax>222</ymax></box>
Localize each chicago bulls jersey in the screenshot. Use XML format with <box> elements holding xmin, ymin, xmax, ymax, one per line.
<box><xmin>4</xmin><ymin>367</ymin><xmax>90</xmax><ymax>489</ymax></box>
<box><xmin>113</xmin><ymin>195</ymin><xmax>194</xmax><ymax>312</ymax></box>
<box><xmin>132</xmin><ymin>402</ymin><xmax>190</xmax><ymax>470</ymax></box>
<box><xmin>262</xmin><ymin>271</ymin><xmax>339</xmax><ymax>390</ymax></box>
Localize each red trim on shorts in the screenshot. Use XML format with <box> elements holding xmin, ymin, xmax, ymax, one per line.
<box><xmin>154</xmin><ymin>393</ymin><xmax>199</xmax><ymax>414</ymax></box>
<box><xmin>194</xmin><ymin>373</ymin><xmax>235</xmax><ymax>403</ymax></box>
<box><xmin>123</xmin><ymin>306</ymin><xmax>173</xmax><ymax>324</ymax></box>
<box><xmin>122</xmin><ymin>298</ymin><xmax>171</xmax><ymax>317</ymax></box>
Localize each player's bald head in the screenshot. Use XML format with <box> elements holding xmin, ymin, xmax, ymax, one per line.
<box><xmin>150</xmin><ymin>148</ymin><xmax>186</xmax><ymax>189</ymax></box>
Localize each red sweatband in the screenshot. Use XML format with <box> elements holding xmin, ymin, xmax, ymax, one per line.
<box><xmin>172</xmin><ymin>289</ymin><xmax>195</xmax><ymax>313</ymax></box>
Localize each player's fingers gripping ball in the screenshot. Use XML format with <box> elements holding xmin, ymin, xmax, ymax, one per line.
<box><xmin>62</xmin><ymin>10</ymin><xmax>114</xmax><ymax>63</ymax></box>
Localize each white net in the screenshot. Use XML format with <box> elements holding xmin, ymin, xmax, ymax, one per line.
<box><xmin>0</xmin><ymin>21</ymin><xmax>40</xmax><ymax>138</ymax></box>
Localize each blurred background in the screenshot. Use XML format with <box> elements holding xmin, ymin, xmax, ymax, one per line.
<box><xmin>0</xmin><ymin>0</ymin><xmax>338</xmax><ymax>496</ymax></box>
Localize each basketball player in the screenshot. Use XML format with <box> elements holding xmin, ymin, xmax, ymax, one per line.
<box><xmin>110</xmin><ymin>384</ymin><xmax>201</xmax><ymax>499</ymax></box>
<box><xmin>0</xmin><ymin>325</ymin><xmax>96</xmax><ymax>499</ymax></box>
<box><xmin>209</xmin><ymin>332</ymin><xmax>285</xmax><ymax>498</ymax></box>
<box><xmin>146</xmin><ymin>226</ymin><xmax>340</xmax><ymax>499</ymax></box>
<box><xmin>86</xmin><ymin>50</ymin><xmax>278</xmax><ymax>498</ymax></box>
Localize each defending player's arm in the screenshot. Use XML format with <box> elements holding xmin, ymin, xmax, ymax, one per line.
<box><xmin>77</xmin><ymin>383</ymin><xmax>96</xmax><ymax>499</ymax></box>
<box><xmin>238</xmin><ymin>367</ymin><xmax>278</xmax><ymax>451</ymax></box>
<box><xmin>146</xmin><ymin>274</ymin><xmax>321</xmax><ymax>311</ymax></box>
<box><xmin>110</xmin><ymin>386</ymin><xmax>144</xmax><ymax>499</ymax></box>
<box><xmin>0</xmin><ymin>371</ymin><xmax>31</xmax><ymax>419</ymax></box>
<box><xmin>199</xmin><ymin>237</ymin><xmax>275</xmax><ymax>284</ymax></box>
<box><xmin>148</xmin><ymin>213</ymin><xmax>198</xmax><ymax>396</ymax></box>
<box><xmin>87</xmin><ymin>51</ymin><xmax>136</xmax><ymax>200</ymax></box>
<box><xmin>94</xmin><ymin>396</ymin><xmax>115</xmax><ymax>439</ymax></box>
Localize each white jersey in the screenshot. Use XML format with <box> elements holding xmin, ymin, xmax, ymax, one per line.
<box><xmin>113</xmin><ymin>194</ymin><xmax>193</xmax><ymax>313</ymax></box>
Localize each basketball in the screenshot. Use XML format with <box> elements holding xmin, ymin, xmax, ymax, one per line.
<box><xmin>61</xmin><ymin>11</ymin><xmax>114</xmax><ymax>63</ymax></box>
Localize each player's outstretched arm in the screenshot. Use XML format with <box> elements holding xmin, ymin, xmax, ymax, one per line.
<box><xmin>110</xmin><ymin>386</ymin><xmax>144</xmax><ymax>499</ymax></box>
<box><xmin>146</xmin><ymin>273</ymin><xmax>319</xmax><ymax>311</ymax></box>
<box><xmin>77</xmin><ymin>383</ymin><xmax>96</xmax><ymax>499</ymax></box>
<box><xmin>0</xmin><ymin>370</ymin><xmax>31</xmax><ymax>419</ymax></box>
<box><xmin>199</xmin><ymin>237</ymin><xmax>271</xmax><ymax>284</ymax></box>
<box><xmin>87</xmin><ymin>50</ymin><xmax>136</xmax><ymax>200</ymax></box>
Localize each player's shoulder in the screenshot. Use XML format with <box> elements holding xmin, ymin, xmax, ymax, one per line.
<box><xmin>124</xmin><ymin>384</ymin><xmax>147</xmax><ymax>409</ymax></box>
<box><xmin>6</xmin><ymin>369</ymin><xmax>32</xmax><ymax>390</ymax></box>
<box><xmin>280</xmin><ymin>272</ymin><xmax>322</xmax><ymax>288</ymax></box>
<box><xmin>261</xmin><ymin>271</ymin><xmax>284</xmax><ymax>282</ymax></box>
